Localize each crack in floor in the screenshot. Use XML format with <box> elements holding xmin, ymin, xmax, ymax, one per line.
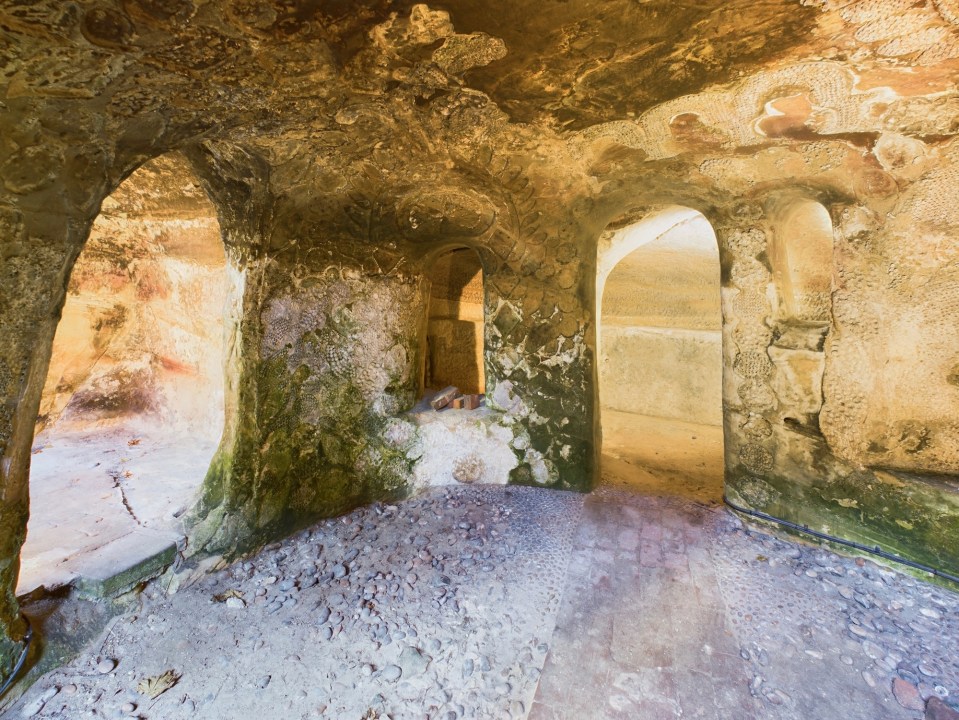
<box><xmin>107</xmin><ymin>468</ymin><xmax>142</xmax><ymax>526</ymax></box>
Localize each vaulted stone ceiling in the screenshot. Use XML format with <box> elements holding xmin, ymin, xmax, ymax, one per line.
<box><xmin>5</xmin><ymin>0</ymin><xmax>959</xmax><ymax>209</ymax></box>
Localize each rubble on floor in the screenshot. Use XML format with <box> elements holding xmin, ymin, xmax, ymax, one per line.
<box><xmin>5</xmin><ymin>482</ymin><xmax>958</xmax><ymax>719</ymax></box>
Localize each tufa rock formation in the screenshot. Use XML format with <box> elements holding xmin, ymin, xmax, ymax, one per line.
<box><xmin>2</xmin><ymin>0</ymin><xmax>959</xmax><ymax>685</ymax></box>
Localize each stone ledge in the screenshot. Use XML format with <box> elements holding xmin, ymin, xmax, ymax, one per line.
<box><xmin>71</xmin><ymin>529</ymin><xmax>180</xmax><ymax>599</ymax></box>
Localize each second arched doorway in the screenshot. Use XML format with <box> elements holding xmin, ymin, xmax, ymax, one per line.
<box><xmin>597</xmin><ymin>207</ymin><xmax>725</xmax><ymax>501</ymax></box>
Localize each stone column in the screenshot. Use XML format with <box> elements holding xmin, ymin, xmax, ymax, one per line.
<box><xmin>711</xmin><ymin>208</ymin><xmax>781</xmax><ymax>507</ymax></box>
<box><xmin>482</xmin><ymin>228</ymin><xmax>598</xmax><ymax>492</ymax></box>
<box><xmin>185</xmin><ymin>145</ymin><xmax>432</xmax><ymax>556</ymax></box>
<box><xmin>0</xmin><ymin>201</ymin><xmax>88</xmax><ymax>686</ymax></box>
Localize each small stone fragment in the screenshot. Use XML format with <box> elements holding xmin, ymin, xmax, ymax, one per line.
<box><xmin>20</xmin><ymin>697</ymin><xmax>46</xmax><ymax>718</ymax></box>
<box><xmin>926</xmin><ymin>697</ymin><xmax>959</xmax><ymax>720</ymax></box>
<box><xmin>381</xmin><ymin>665</ymin><xmax>402</xmax><ymax>682</ymax></box>
<box><xmin>893</xmin><ymin>678</ymin><xmax>925</xmax><ymax>711</ymax></box>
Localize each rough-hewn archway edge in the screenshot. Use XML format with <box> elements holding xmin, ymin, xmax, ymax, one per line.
<box><xmin>591</xmin><ymin>182</ymin><xmax>959</xmax><ymax>584</ymax></box>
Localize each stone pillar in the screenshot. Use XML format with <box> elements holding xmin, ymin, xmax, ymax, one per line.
<box><xmin>0</xmin><ymin>201</ymin><xmax>88</xmax><ymax>686</ymax></box>
<box><xmin>712</xmin><ymin>209</ymin><xmax>781</xmax><ymax>506</ymax></box>
<box><xmin>482</xmin><ymin>230</ymin><xmax>598</xmax><ymax>492</ymax></box>
<box><xmin>190</xmin><ymin>258</ymin><xmax>431</xmax><ymax>556</ymax></box>
<box><xmin>185</xmin><ymin>145</ymin><xmax>433</xmax><ymax>555</ymax></box>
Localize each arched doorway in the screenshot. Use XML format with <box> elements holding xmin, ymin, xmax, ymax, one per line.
<box><xmin>423</xmin><ymin>247</ymin><xmax>485</xmax><ymax>397</ymax></box>
<box><xmin>597</xmin><ymin>207</ymin><xmax>725</xmax><ymax>501</ymax></box>
<box><xmin>18</xmin><ymin>153</ymin><xmax>228</xmax><ymax>597</ymax></box>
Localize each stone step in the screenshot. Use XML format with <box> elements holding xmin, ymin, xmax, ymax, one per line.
<box><xmin>70</xmin><ymin>528</ymin><xmax>181</xmax><ymax>599</ymax></box>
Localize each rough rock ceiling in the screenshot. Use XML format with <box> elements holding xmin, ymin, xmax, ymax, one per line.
<box><xmin>5</xmin><ymin>1</ymin><xmax>959</xmax><ymax>177</ymax></box>
<box><xmin>7</xmin><ymin>0</ymin><xmax>830</xmax><ymax>131</ymax></box>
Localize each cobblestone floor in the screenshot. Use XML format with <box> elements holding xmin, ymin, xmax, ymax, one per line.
<box><xmin>531</xmin><ymin>487</ymin><xmax>959</xmax><ymax>719</ymax></box>
<box><xmin>5</xmin><ymin>414</ymin><xmax>958</xmax><ymax>719</ymax></box>
<box><xmin>532</xmin><ymin>414</ymin><xmax>959</xmax><ymax>720</ymax></box>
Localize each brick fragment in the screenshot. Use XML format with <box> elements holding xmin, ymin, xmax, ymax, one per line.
<box><xmin>430</xmin><ymin>386</ymin><xmax>459</xmax><ymax>410</ymax></box>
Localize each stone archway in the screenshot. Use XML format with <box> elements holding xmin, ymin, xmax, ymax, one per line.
<box><xmin>596</xmin><ymin>206</ymin><xmax>725</xmax><ymax>500</ymax></box>
<box><xmin>18</xmin><ymin>153</ymin><xmax>229</xmax><ymax>598</ymax></box>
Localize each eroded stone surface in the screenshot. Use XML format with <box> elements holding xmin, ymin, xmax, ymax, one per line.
<box><xmin>3</xmin><ymin>0</ymin><xmax>959</xmax><ymax>686</ymax></box>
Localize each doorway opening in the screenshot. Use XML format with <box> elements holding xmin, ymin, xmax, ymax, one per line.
<box><xmin>19</xmin><ymin>153</ymin><xmax>228</xmax><ymax>597</ymax></box>
<box><xmin>597</xmin><ymin>207</ymin><xmax>724</xmax><ymax>502</ymax></box>
<box><xmin>423</xmin><ymin>247</ymin><xmax>485</xmax><ymax>403</ymax></box>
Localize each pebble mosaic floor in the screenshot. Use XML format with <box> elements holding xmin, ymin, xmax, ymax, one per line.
<box><xmin>5</xmin><ymin>415</ymin><xmax>958</xmax><ymax>720</ymax></box>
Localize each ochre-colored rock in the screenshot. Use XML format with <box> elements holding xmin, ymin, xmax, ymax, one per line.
<box><xmin>2</xmin><ymin>0</ymin><xmax>959</xmax><ymax>689</ymax></box>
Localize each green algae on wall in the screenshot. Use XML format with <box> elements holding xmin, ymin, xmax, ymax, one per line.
<box><xmin>726</xmin><ymin>462</ymin><xmax>959</xmax><ymax>580</ymax></box>
<box><xmin>712</xmin><ymin>198</ymin><xmax>959</xmax><ymax>582</ymax></box>
<box><xmin>187</xmin><ymin>267</ymin><xmax>429</xmax><ymax>558</ymax></box>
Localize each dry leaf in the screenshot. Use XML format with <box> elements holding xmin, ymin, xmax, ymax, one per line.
<box><xmin>213</xmin><ymin>588</ymin><xmax>244</xmax><ymax>603</ymax></box>
<box><xmin>137</xmin><ymin>669</ymin><xmax>180</xmax><ymax>699</ymax></box>
<box><xmin>127</xmin><ymin>438</ymin><xmax>141</xmax><ymax>446</ymax></box>
<box><xmin>123</xmin><ymin>470</ymin><xmax>134</xmax><ymax>478</ymax></box>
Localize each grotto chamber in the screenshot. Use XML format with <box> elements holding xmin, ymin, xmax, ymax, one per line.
<box><xmin>2</xmin><ymin>1</ymin><xmax>959</xmax><ymax>714</ymax></box>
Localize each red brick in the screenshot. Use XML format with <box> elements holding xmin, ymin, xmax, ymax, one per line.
<box><xmin>430</xmin><ymin>385</ymin><xmax>459</xmax><ymax>410</ymax></box>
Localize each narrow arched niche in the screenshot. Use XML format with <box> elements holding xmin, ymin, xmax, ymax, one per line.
<box><xmin>765</xmin><ymin>196</ymin><xmax>833</xmax><ymax>437</ymax></box>
<box><xmin>19</xmin><ymin>153</ymin><xmax>228</xmax><ymax>597</ymax></box>
<box><xmin>596</xmin><ymin>206</ymin><xmax>725</xmax><ymax>499</ymax></box>
<box><xmin>767</xmin><ymin>198</ymin><xmax>833</xmax><ymax>324</ymax></box>
<box><xmin>424</xmin><ymin>247</ymin><xmax>485</xmax><ymax>396</ymax></box>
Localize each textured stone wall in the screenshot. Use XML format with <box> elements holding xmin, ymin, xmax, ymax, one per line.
<box><xmin>3</xmin><ymin>0</ymin><xmax>959</xmax><ymax>689</ymax></box>
<box><xmin>189</xmin><ymin>261</ymin><xmax>431</xmax><ymax>556</ymax></box>
<box><xmin>821</xmin><ymin>141</ymin><xmax>959</xmax><ymax>477</ymax></box>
